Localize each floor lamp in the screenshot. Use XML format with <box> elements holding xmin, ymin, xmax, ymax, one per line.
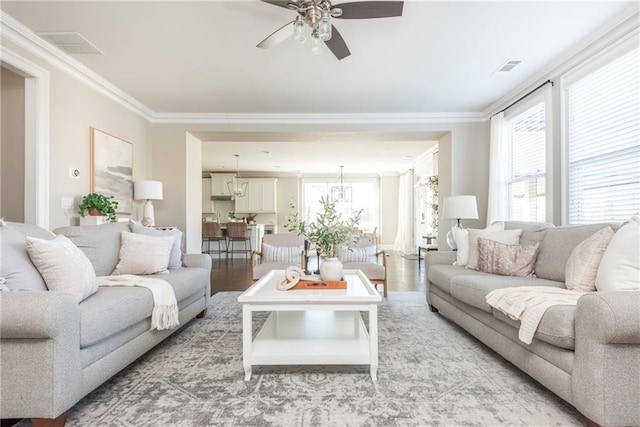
<box><xmin>134</xmin><ymin>180</ymin><xmax>163</xmax><ymax>227</ymax></box>
<box><xmin>442</xmin><ymin>195</ymin><xmax>478</xmax><ymax>250</ymax></box>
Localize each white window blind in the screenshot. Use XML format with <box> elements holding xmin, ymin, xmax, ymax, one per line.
<box><xmin>505</xmin><ymin>101</ymin><xmax>547</xmax><ymax>222</ymax></box>
<box><xmin>566</xmin><ymin>46</ymin><xmax>640</xmax><ymax>224</ymax></box>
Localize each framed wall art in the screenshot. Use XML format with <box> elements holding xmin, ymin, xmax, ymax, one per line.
<box><xmin>90</xmin><ymin>127</ymin><xmax>133</xmax><ymax>214</ymax></box>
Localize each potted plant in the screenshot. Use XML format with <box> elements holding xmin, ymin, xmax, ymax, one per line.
<box><xmin>286</xmin><ymin>196</ymin><xmax>362</xmax><ymax>280</ymax></box>
<box><xmin>78</xmin><ymin>193</ymin><xmax>119</xmax><ymax>223</ymax></box>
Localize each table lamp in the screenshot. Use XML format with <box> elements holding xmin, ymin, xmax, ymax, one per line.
<box><xmin>442</xmin><ymin>195</ymin><xmax>478</xmax><ymax>250</ymax></box>
<box><xmin>134</xmin><ymin>180</ymin><xmax>163</xmax><ymax>227</ymax></box>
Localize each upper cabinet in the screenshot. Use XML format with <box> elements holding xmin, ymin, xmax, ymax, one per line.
<box><xmin>234</xmin><ymin>179</ymin><xmax>277</xmax><ymax>213</ymax></box>
<box><xmin>210</xmin><ymin>173</ymin><xmax>235</xmax><ymax>197</ymax></box>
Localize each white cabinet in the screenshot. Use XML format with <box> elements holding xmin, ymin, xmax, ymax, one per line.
<box><xmin>234</xmin><ymin>179</ymin><xmax>277</xmax><ymax>213</ymax></box>
<box><xmin>210</xmin><ymin>173</ymin><xmax>235</xmax><ymax>197</ymax></box>
<box><xmin>202</xmin><ymin>178</ymin><xmax>214</xmax><ymax>213</ymax></box>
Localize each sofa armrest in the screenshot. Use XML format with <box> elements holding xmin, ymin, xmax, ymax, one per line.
<box><xmin>0</xmin><ymin>291</ymin><xmax>83</xmax><ymax>419</ymax></box>
<box><xmin>573</xmin><ymin>290</ymin><xmax>640</xmax><ymax>426</ymax></box>
<box><xmin>425</xmin><ymin>251</ymin><xmax>456</xmax><ymax>267</ymax></box>
<box><xmin>182</xmin><ymin>253</ymin><xmax>212</xmax><ymax>271</ymax></box>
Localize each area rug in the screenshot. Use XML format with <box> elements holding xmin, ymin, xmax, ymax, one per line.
<box><xmin>60</xmin><ymin>292</ymin><xmax>581</xmax><ymax>426</ymax></box>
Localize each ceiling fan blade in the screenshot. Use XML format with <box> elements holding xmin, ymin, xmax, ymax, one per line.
<box><xmin>257</xmin><ymin>21</ymin><xmax>295</xmax><ymax>49</ymax></box>
<box><xmin>335</xmin><ymin>1</ymin><xmax>404</xmax><ymax>19</ymax></box>
<box><xmin>324</xmin><ymin>25</ymin><xmax>351</xmax><ymax>60</ymax></box>
<box><xmin>259</xmin><ymin>0</ymin><xmax>294</xmax><ymax>9</ymax></box>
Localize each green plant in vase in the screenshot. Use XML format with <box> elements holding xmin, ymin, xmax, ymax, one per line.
<box><xmin>78</xmin><ymin>193</ymin><xmax>119</xmax><ymax>223</ymax></box>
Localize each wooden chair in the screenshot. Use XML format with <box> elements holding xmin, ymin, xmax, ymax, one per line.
<box><xmin>202</xmin><ymin>222</ymin><xmax>226</xmax><ymax>258</ymax></box>
<box><xmin>338</xmin><ymin>235</ymin><xmax>387</xmax><ymax>297</ymax></box>
<box><xmin>226</xmin><ymin>222</ymin><xmax>251</xmax><ymax>259</ymax></box>
<box><xmin>251</xmin><ymin>234</ymin><xmax>306</xmax><ymax>282</ymax></box>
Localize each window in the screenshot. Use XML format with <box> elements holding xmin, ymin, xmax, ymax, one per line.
<box><xmin>301</xmin><ymin>178</ymin><xmax>379</xmax><ymax>233</ymax></box>
<box><xmin>504</xmin><ymin>100</ymin><xmax>548</xmax><ymax>222</ymax></box>
<box><xmin>565</xmin><ymin>44</ymin><xmax>640</xmax><ymax>224</ymax></box>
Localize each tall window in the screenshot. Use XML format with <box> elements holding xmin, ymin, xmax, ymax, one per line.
<box><xmin>301</xmin><ymin>178</ymin><xmax>378</xmax><ymax>233</ymax></box>
<box><xmin>504</xmin><ymin>100</ymin><xmax>547</xmax><ymax>222</ymax></box>
<box><xmin>565</xmin><ymin>44</ymin><xmax>640</xmax><ymax>224</ymax></box>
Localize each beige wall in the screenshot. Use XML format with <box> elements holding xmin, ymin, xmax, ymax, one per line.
<box><xmin>1</xmin><ymin>66</ymin><xmax>26</xmax><ymax>222</ymax></box>
<box><xmin>276</xmin><ymin>176</ymin><xmax>298</xmax><ymax>232</ymax></box>
<box><xmin>379</xmin><ymin>175</ymin><xmax>399</xmax><ymax>245</ymax></box>
<box><xmin>1</xmin><ymin>40</ymin><xmax>153</xmax><ymax>229</ymax></box>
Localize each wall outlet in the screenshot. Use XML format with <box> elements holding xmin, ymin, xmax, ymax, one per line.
<box><xmin>69</xmin><ymin>168</ymin><xmax>80</xmax><ymax>179</ymax></box>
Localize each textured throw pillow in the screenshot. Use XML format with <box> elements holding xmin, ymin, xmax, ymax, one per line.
<box><xmin>477</xmin><ymin>238</ymin><xmax>539</xmax><ymax>277</ymax></box>
<box><xmin>112</xmin><ymin>232</ymin><xmax>175</xmax><ymax>275</ymax></box>
<box><xmin>262</xmin><ymin>243</ymin><xmax>303</xmax><ymax>264</ymax></box>
<box><xmin>452</xmin><ymin>228</ymin><xmax>469</xmax><ymax>266</ymax></box>
<box><xmin>26</xmin><ymin>235</ymin><xmax>97</xmax><ymax>302</ymax></box>
<box><xmin>565</xmin><ymin>227</ymin><xmax>614</xmax><ymax>292</ymax></box>
<box><xmin>468</xmin><ymin>227</ymin><xmax>522</xmax><ymax>271</ymax></box>
<box><xmin>0</xmin><ymin>226</ymin><xmax>48</xmax><ymax>291</ymax></box>
<box><xmin>130</xmin><ymin>224</ymin><xmax>183</xmax><ymax>269</ymax></box>
<box><xmin>338</xmin><ymin>245</ymin><xmax>377</xmax><ymax>263</ymax></box>
<box><xmin>595</xmin><ymin>216</ymin><xmax>640</xmax><ymax>291</ymax></box>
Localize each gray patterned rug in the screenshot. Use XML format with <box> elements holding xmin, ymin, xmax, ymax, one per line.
<box><xmin>62</xmin><ymin>292</ymin><xmax>581</xmax><ymax>426</ymax></box>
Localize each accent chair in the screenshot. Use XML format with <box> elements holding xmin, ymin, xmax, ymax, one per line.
<box><xmin>251</xmin><ymin>234</ymin><xmax>306</xmax><ymax>283</ymax></box>
<box><xmin>338</xmin><ymin>235</ymin><xmax>387</xmax><ymax>297</ymax></box>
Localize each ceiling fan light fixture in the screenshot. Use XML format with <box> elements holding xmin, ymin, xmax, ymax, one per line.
<box><xmin>318</xmin><ymin>15</ymin><xmax>332</xmax><ymax>41</ymax></box>
<box><xmin>310</xmin><ymin>31</ymin><xmax>322</xmax><ymax>54</ymax></box>
<box><xmin>293</xmin><ymin>16</ymin><xmax>306</xmax><ymax>43</ymax></box>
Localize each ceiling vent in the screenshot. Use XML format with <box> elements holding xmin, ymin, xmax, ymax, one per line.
<box><xmin>36</xmin><ymin>32</ymin><xmax>104</xmax><ymax>55</ymax></box>
<box><xmin>497</xmin><ymin>60</ymin><xmax>522</xmax><ymax>73</ymax></box>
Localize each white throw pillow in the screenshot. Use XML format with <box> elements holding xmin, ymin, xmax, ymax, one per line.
<box><xmin>452</xmin><ymin>228</ymin><xmax>469</xmax><ymax>266</ymax></box>
<box><xmin>26</xmin><ymin>234</ymin><xmax>97</xmax><ymax>302</ymax></box>
<box><xmin>262</xmin><ymin>243</ymin><xmax>303</xmax><ymax>264</ymax></box>
<box><xmin>130</xmin><ymin>224</ymin><xmax>183</xmax><ymax>269</ymax></box>
<box><xmin>467</xmin><ymin>227</ymin><xmax>521</xmax><ymax>270</ymax></box>
<box><xmin>565</xmin><ymin>227</ymin><xmax>614</xmax><ymax>292</ymax></box>
<box><xmin>595</xmin><ymin>216</ymin><xmax>640</xmax><ymax>291</ymax></box>
<box><xmin>112</xmin><ymin>232</ymin><xmax>175</xmax><ymax>275</ymax></box>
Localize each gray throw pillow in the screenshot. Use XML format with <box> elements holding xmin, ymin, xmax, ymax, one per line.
<box><xmin>130</xmin><ymin>224</ymin><xmax>183</xmax><ymax>269</ymax></box>
<box><xmin>477</xmin><ymin>238</ymin><xmax>540</xmax><ymax>277</ymax></box>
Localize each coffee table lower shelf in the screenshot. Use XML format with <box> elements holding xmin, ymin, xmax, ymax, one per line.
<box><xmin>245</xmin><ymin>310</ymin><xmax>375</xmax><ymax>379</ymax></box>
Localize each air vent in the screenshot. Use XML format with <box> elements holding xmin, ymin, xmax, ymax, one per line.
<box><xmin>497</xmin><ymin>60</ymin><xmax>522</xmax><ymax>73</ymax></box>
<box><xmin>36</xmin><ymin>32</ymin><xmax>104</xmax><ymax>55</ymax></box>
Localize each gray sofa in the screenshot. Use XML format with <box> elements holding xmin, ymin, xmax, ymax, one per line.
<box><xmin>0</xmin><ymin>221</ymin><xmax>211</xmax><ymax>426</ymax></box>
<box><xmin>426</xmin><ymin>221</ymin><xmax>639</xmax><ymax>427</ymax></box>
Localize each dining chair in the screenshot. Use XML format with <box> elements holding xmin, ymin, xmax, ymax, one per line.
<box><xmin>202</xmin><ymin>222</ymin><xmax>226</xmax><ymax>259</ymax></box>
<box><xmin>226</xmin><ymin>222</ymin><xmax>251</xmax><ymax>259</ymax></box>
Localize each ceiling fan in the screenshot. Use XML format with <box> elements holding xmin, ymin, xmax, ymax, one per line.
<box><xmin>257</xmin><ymin>0</ymin><xmax>404</xmax><ymax>60</ymax></box>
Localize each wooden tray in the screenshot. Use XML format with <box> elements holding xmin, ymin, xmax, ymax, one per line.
<box><xmin>291</xmin><ymin>280</ymin><xmax>347</xmax><ymax>290</ymax></box>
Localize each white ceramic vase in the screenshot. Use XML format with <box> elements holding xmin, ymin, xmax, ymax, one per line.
<box><xmin>320</xmin><ymin>257</ymin><xmax>344</xmax><ymax>281</ymax></box>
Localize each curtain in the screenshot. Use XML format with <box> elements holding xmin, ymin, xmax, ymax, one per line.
<box><xmin>487</xmin><ymin>112</ymin><xmax>508</xmax><ymax>225</ymax></box>
<box><xmin>393</xmin><ymin>169</ymin><xmax>415</xmax><ymax>254</ymax></box>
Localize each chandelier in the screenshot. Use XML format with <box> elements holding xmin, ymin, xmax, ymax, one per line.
<box><xmin>227</xmin><ymin>154</ymin><xmax>248</xmax><ymax>199</ymax></box>
<box><xmin>290</xmin><ymin>0</ymin><xmax>343</xmax><ymax>54</ymax></box>
<box><xmin>330</xmin><ymin>165</ymin><xmax>352</xmax><ymax>203</ymax></box>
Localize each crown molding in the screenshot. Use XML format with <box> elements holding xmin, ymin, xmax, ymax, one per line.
<box><xmin>149</xmin><ymin>112</ymin><xmax>485</xmax><ymax>125</ymax></box>
<box><xmin>482</xmin><ymin>7</ymin><xmax>640</xmax><ymax>118</ymax></box>
<box><xmin>0</xmin><ymin>11</ymin><xmax>155</xmax><ymax>121</ymax></box>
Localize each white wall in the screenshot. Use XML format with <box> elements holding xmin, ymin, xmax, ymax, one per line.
<box><xmin>185</xmin><ymin>133</ymin><xmax>202</xmax><ymax>253</ymax></box>
<box><xmin>0</xmin><ymin>66</ymin><xmax>25</xmax><ymax>221</ymax></box>
<box><xmin>0</xmin><ymin>39</ymin><xmax>153</xmax><ymax>229</ymax></box>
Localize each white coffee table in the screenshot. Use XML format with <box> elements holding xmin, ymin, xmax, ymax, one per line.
<box><xmin>237</xmin><ymin>269</ymin><xmax>382</xmax><ymax>381</ymax></box>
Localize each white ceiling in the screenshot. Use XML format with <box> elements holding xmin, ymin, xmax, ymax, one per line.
<box><xmin>2</xmin><ymin>0</ymin><xmax>637</xmax><ymax>174</ymax></box>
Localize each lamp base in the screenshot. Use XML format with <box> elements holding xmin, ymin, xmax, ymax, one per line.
<box><xmin>446</xmin><ymin>221</ymin><xmax>463</xmax><ymax>251</ymax></box>
<box><xmin>142</xmin><ymin>200</ymin><xmax>155</xmax><ymax>227</ymax></box>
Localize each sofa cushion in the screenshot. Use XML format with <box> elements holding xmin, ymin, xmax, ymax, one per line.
<box><xmin>565</xmin><ymin>226</ymin><xmax>614</xmax><ymax>292</ymax></box>
<box><xmin>450</xmin><ymin>274</ymin><xmax>565</xmax><ymax>313</ymax></box>
<box><xmin>0</xmin><ymin>226</ymin><xmax>48</xmax><ymax>291</ymax></box>
<box><xmin>596</xmin><ymin>216</ymin><xmax>640</xmax><ymax>291</ymax></box>
<box><xmin>477</xmin><ymin>239</ymin><xmax>539</xmax><ymax>277</ymax></box>
<box><xmin>26</xmin><ymin>235</ymin><xmax>98</xmax><ymax>302</ymax></box>
<box><xmin>80</xmin><ymin>268</ymin><xmax>207</xmax><ymax>347</ymax></box>
<box><xmin>54</xmin><ymin>222</ymin><xmax>130</xmax><ymax>276</ymax></box>
<box><xmin>130</xmin><ymin>224</ymin><xmax>183</xmax><ymax>269</ymax></box>
<box><xmin>535</xmin><ymin>224</ymin><xmax>618</xmax><ymax>282</ymax></box>
<box><xmin>342</xmin><ymin>262</ymin><xmax>385</xmax><ymax>280</ymax></box>
<box><xmin>112</xmin><ymin>232</ymin><xmax>174</xmax><ymax>275</ymax></box>
<box><xmin>492</xmin><ymin>305</ymin><xmax>577</xmax><ymax>350</ymax></box>
<box><xmin>428</xmin><ymin>265</ymin><xmax>492</xmax><ymax>295</ymax></box>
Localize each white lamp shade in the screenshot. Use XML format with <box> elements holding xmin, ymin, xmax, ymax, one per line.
<box><xmin>134</xmin><ymin>181</ymin><xmax>163</xmax><ymax>201</ymax></box>
<box><xmin>442</xmin><ymin>195</ymin><xmax>478</xmax><ymax>220</ymax></box>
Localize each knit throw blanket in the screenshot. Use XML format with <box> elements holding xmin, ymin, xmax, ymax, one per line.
<box><xmin>98</xmin><ymin>275</ymin><xmax>180</xmax><ymax>331</ymax></box>
<box><xmin>486</xmin><ymin>286</ymin><xmax>589</xmax><ymax>344</ymax></box>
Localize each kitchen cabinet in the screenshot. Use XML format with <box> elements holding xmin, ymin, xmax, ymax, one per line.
<box><xmin>210</xmin><ymin>173</ymin><xmax>235</xmax><ymax>197</ymax></box>
<box><xmin>202</xmin><ymin>178</ymin><xmax>214</xmax><ymax>213</ymax></box>
<box><xmin>234</xmin><ymin>179</ymin><xmax>277</xmax><ymax>213</ymax></box>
